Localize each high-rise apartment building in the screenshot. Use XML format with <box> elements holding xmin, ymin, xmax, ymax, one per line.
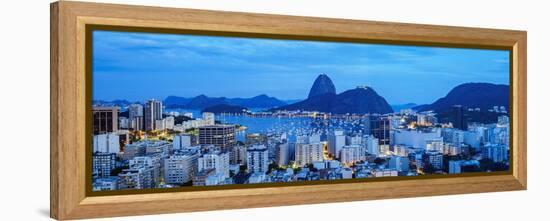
<box><xmin>451</xmin><ymin>105</ymin><xmax>467</xmax><ymax>130</ymax></box>
<box><xmin>198</xmin><ymin>151</ymin><xmax>230</xmax><ymax>178</ymax></box>
<box><xmin>423</xmin><ymin>150</ymin><xmax>443</xmax><ymax>170</ymax></box>
<box><xmin>163</xmin><ymin>152</ymin><xmax>200</xmax><ymax>185</ymax></box>
<box><xmin>364</xmin><ymin>135</ymin><xmax>380</xmax><ymax>156</ymax></box>
<box><xmin>118</xmin><ymin>166</ymin><xmax>156</xmax><ymax>189</ymax></box>
<box><xmin>389</xmin><ymin>156</ymin><xmax>410</xmax><ymax>172</ymax></box>
<box><xmin>327</xmin><ymin>130</ymin><xmax>346</xmax><ymax>158</ymax></box>
<box><xmin>122</xmin><ymin>142</ymin><xmax>146</xmax><ymax>160</ymax></box>
<box><xmin>198</xmin><ymin>124</ymin><xmax>236</xmax><ymax>152</ymax></box>
<box><xmin>129</xmin><ymin>155</ymin><xmax>162</xmax><ymax>184</ymax></box>
<box><xmin>92</xmin><ymin>133</ymin><xmax>120</xmax><ymax>153</ymax></box>
<box><xmin>144</xmin><ymin>99</ymin><xmax>163</xmax><ymax>131</ymax></box>
<box><xmin>365</xmin><ymin>115</ymin><xmax>391</xmax><ymax>146</ymax></box>
<box><xmin>92</xmin><ymin>152</ymin><xmax>116</xmax><ymax>178</ymax></box>
<box><xmin>295</xmin><ymin>143</ymin><xmax>323</xmax><ymax>166</ymax></box>
<box><xmin>202</xmin><ymin>112</ymin><xmax>215</xmax><ymax>126</ymax></box>
<box><xmin>173</xmin><ymin>134</ymin><xmax>195</xmax><ymax>150</ymax></box>
<box><xmin>247</xmin><ymin>145</ymin><xmax>269</xmax><ymax>173</ymax></box>
<box><xmin>482</xmin><ymin>143</ymin><xmax>508</xmax><ymax>162</ymax></box>
<box><xmin>92</xmin><ymin>106</ymin><xmax>119</xmax><ymax>134</ymax></box>
<box><xmin>128</xmin><ymin>103</ymin><xmax>144</xmax><ymax>131</ymax></box>
<box><xmin>339</xmin><ymin>145</ymin><xmax>365</xmax><ymax>165</ymax></box>
<box><xmin>231</xmin><ymin>144</ymin><xmax>247</xmax><ymax>165</ymax></box>
<box><xmin>276</xmin><ymin>142</ymin><xmax>289</xmax><ymax>166</ymax></box>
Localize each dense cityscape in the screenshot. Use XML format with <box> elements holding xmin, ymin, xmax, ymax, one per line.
<box><xmin>91</xmin><ymin>76</ymin><xmax>510</xmax><ymax>192</ymax></box>
<box><xmin>91</xmin><ymin>31</ymin><xmax>510</xmax><ymax>192</ymax></box>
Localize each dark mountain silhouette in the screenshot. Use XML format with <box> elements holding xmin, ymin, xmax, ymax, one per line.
<box><xmin>164</xmin><ymin>96</ymin><xmax>192</xmax><ymax>108</ymax></box>
<box><xmin>283</xmin><ymin>99</ymin><xmax>302</xmax><ymax>104</ymax></box>
<box><xmin>278</xmin><ymin>93</ymin><xmax>340</xmax><ymax>113</ymax></box>
<box><xmin>202</xmin><ymin>104</ymin><xmax>248</xmax><ymax>114</ymax></box>
<box><xmin>308</xmin><ymin>74</ymin><xmax>336</xmax><ymax>98</ymax></box>
<box><xmin>185</xmin><ymin>95</ymin><xmax>227</xmax><ymax>109</ymax></box>
<box><xmin>417</xmin><ymin>83</ymin><xmax>509</xmax><ymax>113</ymax></box>
<box><xmin>331</xmin><ymin>87</ymin><xmax>394</xmax><ymax>114</ymax></box>
<box><xmin>228</xmin><ymin>94</ymin><xmax>286</xmax><ymax>108</ymax></box>
<box><xmin>273</xmin><ymin>74</ymin><xmax>393</xmax><ymax>114</ymax></box>
<box><xmin>164</xmin><ymin>94</ymin><xmax>286</xmax><ymax>109</ymax></box>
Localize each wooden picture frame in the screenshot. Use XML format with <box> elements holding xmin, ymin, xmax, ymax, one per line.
<box><xmin>50</xmin><ymin>1</ymin><xmax>527</xmax><ymax>220</ymax></box>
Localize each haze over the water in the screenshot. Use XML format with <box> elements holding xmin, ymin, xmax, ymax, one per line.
<box><xmin>92</xmin><ymin>30</ymin><xmax>510</xmax><ymax>104</ymax></box>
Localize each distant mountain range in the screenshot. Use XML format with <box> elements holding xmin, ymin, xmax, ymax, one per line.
<box><xmin>229</xmin><ymin>94</ymin><xmax>288</xmax><ymax>108</ymax></box>
<box><xmin>163</xmin><ymin>96</ymin><xmax>193</xmax><ymax>107</ymax></box>
<box><xmin>415</xmin><ymin>83</ymin><xmax>509</xmax><ymax>113</ymax></box>
<box><xmin>272</xmin><ymin>74</ymin><xmax>393</xmax><ymax>114</ymax></box>
<box><xmin>93</xmin><ymin>95</ymin><xmax>292</xmax><ymax>110</ymax></box>
<box><xmin>94</xmin><ymin>79</ymin><xmax>509</xmax><ymax>116</ymax></box>
<box><xmin>391</xmin><ymin>103</ymin><xmax>420</xmax><ymax>112</ymax></box>
<box><xmin>164</xmin><ymin>94</ymin><xmax>287</xmax><ymax>109</ymax></box>
<box><xmin>92</xmin><ymin>99</ymin><xmax>134</xmax><ymax>107</ymax></box>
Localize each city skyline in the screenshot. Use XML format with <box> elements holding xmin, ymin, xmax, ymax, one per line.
<box><xmin>91</xmin><ymin>30</ymin><xmax>510</xmax><ymax>191</ymax></box>
<box><xmin>92</xmin><ymin>30</ymin><xmax>509</xmax><ymax>105</ymax></box>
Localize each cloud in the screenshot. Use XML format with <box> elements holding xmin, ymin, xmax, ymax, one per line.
<box><xmin>92</xmin><ymin>30</ymin><xmax>509</xmax><ymax>103</ymax></box>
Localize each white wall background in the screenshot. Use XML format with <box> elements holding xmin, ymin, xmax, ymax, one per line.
<box><xmin>0</xmin><ymin>0</ymin><xmax>548</xmax><ymax>220</ymax></box>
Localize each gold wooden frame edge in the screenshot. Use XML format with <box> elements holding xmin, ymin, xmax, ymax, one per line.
<box><xmin>50</xmin><ymin>1</ymin><xmax>527</xmax><ymax>220</ymax></box>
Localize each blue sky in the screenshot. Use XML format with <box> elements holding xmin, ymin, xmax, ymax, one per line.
<box><xmin>92</xmin><ymin>30</ymin><xmax>509</xmax><ymax>105</ymax></box>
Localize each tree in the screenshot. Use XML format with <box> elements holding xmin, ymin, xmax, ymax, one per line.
<box><xmin>422</xmin><ymin>163</ymin><xmax>436</xmax><ymax>174</ymax></box>
<box><xmin>374</xmin><ymin>157</ymin><xmax>386</xmax><ymax>165</ymax></box>
<box><xmin>479</xmin><ymin>159</ymin><xmax>496</xmax><ymax>171</ymax></box>
<box><xmin>493</xmin><ymin>162</ymin><xmax>509</xmax><ymax>171</ymax></box>
<box><xmin>267</xmin><ymin>162</ymin><xmax>279</xmax><ymax>174</ymax></box>
<box><xmin>239</xmin><ymin>164</ymin><xmax>247</xmax><ymax>173</ymax></box>
<box><xmin>110</xmin><ymin>165</ymin><xmax>128</xmax><ymax>176</ymax></box>
<box><xmin>305</xmin><ymin>163</ymin><xmax>318</xmax><ymax>172</ymax></box>
<box><xmin>461</xmin><ymin>164</ymin><xmax>481</xmax><ymax>173</ymax></box>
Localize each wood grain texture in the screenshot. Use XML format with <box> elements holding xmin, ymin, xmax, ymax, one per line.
<box><xmin>513</xmin><ymin>33</ymin><xmax>528</xmax><ymax>188</ymax></box>
<box><xmin>50</xmin><ymin>2</ymin><xmax>59</xmax><ymax>218</ymax></box>
<box><xmin>50</xmin><ymin>1</ymin><xmax>527</xmax><ymax>220</ymax></box>
<box><xmin>51</xmin><ymin>1</ymin><xmax>85</xmax><ymax>219</ymax></box>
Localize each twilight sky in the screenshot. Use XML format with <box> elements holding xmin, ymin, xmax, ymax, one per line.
<box><xmin>92</xmin><ymin>30</ymin><xmax>509</xmax><ymax>105</ymax></box>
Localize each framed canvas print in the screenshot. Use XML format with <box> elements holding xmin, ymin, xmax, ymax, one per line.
<box><xmin>50</xmin><ymin>1</ymin><xmax>527</xmax><ymax>220</ymax></box>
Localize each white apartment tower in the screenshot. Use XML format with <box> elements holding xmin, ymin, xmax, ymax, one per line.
<box><xmin>202</xmin><ymin>112</ymin><xmax>215</xmax><ymax>126</ymax></box>
<box><xmin>173</xmin><ymin>134</ymin><xmax>193</xmax><ymax>150</ymax></box>
<box><xmin>128</xmin><ymin>103</ymin><xmax>144</xmax><ymax>131</ymax></box>
<box><xmin>247</xmin><ymin>145</ymin><xmax>269</xmax><ymax>173</ymax></box>
<box><xmin>364</xmin><ymin>135</ymin><xmax>380</xmax><ymax>156</ymax></box>
<box><xmin>163</xmin><ymin>152</ymin><xmax>199</xmax><ymax>184</ymax></box>
<box><xmin>93</xmin><ymin>133</ymin><xmax>120</xmax><ymax>153</ymax></box>
<box><xmin>339</xmin><ymin>145</ymin><xmax>365</xmax><ymax>164</ymax></box>
<box><xmin>295</xmin><ymin>143</ymin><xmax>324</xmax><ymax>166</ymax></box>
<box><xmin>198</xmin><ymin>151</ymin><xmax>230</xmax><ymax>178</ymax></box>
<box><xmin>328</xmin><ymin>130</ymin><xmax>346</xmax><ymax>158</ymax></box>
